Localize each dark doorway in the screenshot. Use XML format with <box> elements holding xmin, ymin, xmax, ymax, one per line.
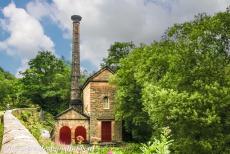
<box><xmin>75</xmin><ymin>126</ymin><xmax>87</xmax><ymax>143</ymax></box>
<box><xmin>59</xmin><ymin>126</ymin><xmax>71</xmax><ymax>145</ymax></box>
<box><xmin>101</xmin><ymin>121</ymin><xmax>112</xmax><ymax>142</ymax></box>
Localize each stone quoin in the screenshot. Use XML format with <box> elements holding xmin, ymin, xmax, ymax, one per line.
<box><xmin>52</xmin><ymin>15</ymin><xmax>122</xmax><ymax>144</ymax></box>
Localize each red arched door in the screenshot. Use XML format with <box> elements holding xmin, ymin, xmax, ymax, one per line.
<box><xmin>75</xmin><ymin>126</ymin><xmax>86</xmax><ymax>143</ymax></box>
<box><xmin>59</xmin><ymin>126</ymin><xmax>71</xmax><ymax>145</ymax></box>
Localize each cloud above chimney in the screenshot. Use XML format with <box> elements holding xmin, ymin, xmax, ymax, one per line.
<box><xmin>0</xmin><ymin>0</ymin><xmax>229</xmax><ymax>75</ymax></box>
<box><xmin>26</xmin><ymin>0</ymin><xmax>229</xmax><ymax>70</ymax></box>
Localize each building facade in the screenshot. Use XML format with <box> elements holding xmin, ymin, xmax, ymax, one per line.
<box><xmin>53</xmin><ymin>67</ymin><xmax>122</xmax><ymax>144</ymax></box>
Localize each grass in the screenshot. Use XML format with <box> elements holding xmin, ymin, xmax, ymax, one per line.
<box><xmin>13</xmin><ymin>108</ymin><xmax>142</xmax><ymax>154</ymax></box>
<box><xmin>89</xmin><ymin>143</ymin><xmax>141</xmax><ymax>154</ymax></box>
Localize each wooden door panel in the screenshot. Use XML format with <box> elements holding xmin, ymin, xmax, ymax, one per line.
<box><xmin>59</xmin><ymin>126</ymin><xmax>71</xmax><ymax>145</ymax></box>
<box><xmin>101</xmin><ymin>121</ymin><xmax>112</xmax><ymax>142</ymax></box>
<box><xmin>75</xmin><ymin>126</ymin><xmax>87</xmax><ymax>143</ymax></box>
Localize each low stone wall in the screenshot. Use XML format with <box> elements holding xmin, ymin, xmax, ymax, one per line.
<box><xmin>1</xmin><ymin>110</ymin><xmax>47</xmax><ymax>154</ymax></box>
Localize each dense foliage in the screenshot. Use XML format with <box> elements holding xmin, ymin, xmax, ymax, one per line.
<box><xmin>140</xmin><ymin>127</ymin><xmax>173</xmax><ymax>154</ymax></box>
<box><xmin>0</xmin><ymin>51</ymin><xmax>88</xmax><ymax>115</ymax></box>
<box><xmin>113</xmin><ymin>10</ymin><xmax>230</xmax><ymax>153</ymax></box>
<box><xmin>20</xmin><ymin>51</ymin><xmax>71</xmax><ymax>115</ymax></box>
<box><xmin>0</xmin><ymin>67</ymin><xmax>25</xmax><ymax>109</ymax></box>
<box><xmin>101</xmin><ymin>41</ymin><xmax>135</xmax><ymax>71</ymax></box>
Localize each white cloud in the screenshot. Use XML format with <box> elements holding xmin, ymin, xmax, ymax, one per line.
<box><xmin>22</xmin><ymin>0</ymin><xmax>230</xmax><ymax>71</ymax></box>
<box><xmin>0</xmin><ymin>0</ymin><xmax>227</xmax><ymax>75</ymax></box>
<box><xmin>0</xmin><ymin>2</ymin><xmax>54</xmax><ymax>76</ymax></box>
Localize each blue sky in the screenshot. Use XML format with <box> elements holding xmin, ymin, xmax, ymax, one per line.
<box><xmin>0</xmin><ymin>0</ymin><xmax>229</xmax><ymax>77</ymax></box>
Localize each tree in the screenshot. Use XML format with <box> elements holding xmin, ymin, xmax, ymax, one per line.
<box><xmin>101</xmin><ymin>42</ymin><xmax>135</xmax><ymax>71</ymax></box>
<box><xmin>114</xmin><ymin>10</ymin><xmax>230</xmax><ymax>153</ymax></box>
<box><xmin>112</xmin><ymin>45</ymin><xmax>153</xmax><ymax>141</ymax></box>
<box><xmin>0</xmin><ymin>67</ymin><xmax>24</xmax><ymax>109</ymax></box>
<box><xmin>21</xmin><ymin>51</ymin><xmax>71</xmax><ymax>115</ymax></box>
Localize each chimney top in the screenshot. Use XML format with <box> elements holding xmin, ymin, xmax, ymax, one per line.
<box><xmin>71</xmin><ymin>15</ymin><xmax>82</xmax><ymax>23</ymax></box>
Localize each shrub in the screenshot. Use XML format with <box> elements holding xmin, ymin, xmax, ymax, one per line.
<box><xmin>121</xmin><ymin>143</ymin><xmax>141</xmax><ymax>154</ymax></box>
<box><xmin>140</xmin><ymin>127</ymin><xmax>173</xmax><ymax>154</ymax></box>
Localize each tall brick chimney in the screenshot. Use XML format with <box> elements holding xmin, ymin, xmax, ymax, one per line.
<box><xmin>70</xmin><ymin>15</ymin><xmax>82</xmax><ymax>112</ymax></box>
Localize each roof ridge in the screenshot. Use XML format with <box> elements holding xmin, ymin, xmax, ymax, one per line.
<box><xmin>55</xmin><ymin>107</ymin><xmax>89</xmax><ymax>119</ymax></box>
<box><xmin>81</xmin><ymin>66</ymin><xmax>114</xmax><ymax>90</ymax></box>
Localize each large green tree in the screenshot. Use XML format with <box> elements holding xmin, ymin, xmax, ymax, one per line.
<box><xmin>20</xmin><ymin>51</ymin><xmax>89</xmax><ymax>115</ymax></box>
<box><xmin>0</xmin><ymin>67</ymin><xmax>17</xmax><ymax>109</ymax></box>
<box><xmin>21</xmin><ymin>51</ymin><xmax>71</xmax><ymax>115</ymax></box>
<box><xmin>114</xmin><ymin>10</ymin><xmax>230</xmax><ymax>153</ymax></box>
<box><xmin>101</xmin><ymin>41</ymin><xmax>135</xmax><ymax>71</ymax></box>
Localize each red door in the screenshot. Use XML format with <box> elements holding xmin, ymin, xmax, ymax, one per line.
<box><xmin>59</xmin><ymin>126</ymin><xmax>71</xmax><ymax>145</ymax></box>
<box><xmin>101</xmin><ymin>121</ymin><xmax>112</xmax><ymax>142</ymax></box>
<box><xmin>75</xmin><ymin>126</ymin><xmax>87</xmax><ymax>143</ymax></box>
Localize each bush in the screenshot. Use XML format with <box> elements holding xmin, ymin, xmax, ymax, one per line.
<box><xmin>89</xmin><ymin>143</ymin><xmax>141</xmax><ymax>154</ymax></box>
<box><xmin>140</xmin><ymin>127</ymin><xmax>173</xmax><ymax>154</ymax></box>
<box><xmin>122</xmin><ymin>143</ymin><xmax>141</xmax><ymax>154</ymax></box>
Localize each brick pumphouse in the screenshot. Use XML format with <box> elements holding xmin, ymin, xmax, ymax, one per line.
<box><xmin>52</xmin><ymin>15</ymin><xmax>122</xmax><ymax>145</ymax></box>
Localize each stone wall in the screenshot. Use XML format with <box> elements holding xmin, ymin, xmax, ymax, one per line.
<box><xmin>54</xmin><ymin>67</ymin><xmax>122</xmax><ymax>144</ymax></box>
<box><xmin>93</xmin><ymin>69</ymin><xmax>113</xmax><ymax>81</ymax></box>
<box><xmin>86</xmin><ymin>69</ymin><xmax>122</xmax><ymax>142</ymax></box>
<box><xmin>1</xmin><ymin>110</ymin><xmax>47</xmax><ymax>154</ymax></box>
<box><xmin>83</xmin><ymin>83</ymin><xmax>91</xmax><ymax>114</ymax></box>
<box><xmin>90</xmin><ymin>82</ymin><xmax>116</xmax><ymax>119</ymax></box>
<box><xmin>54</xmin><ymin>108</ymin><xmax>89</xmax><ymax>144</ymax></box>
<box><xmin>54</xmin><ymin>119</ymin><xmax>89</xmax><ymax>144</ymax></box>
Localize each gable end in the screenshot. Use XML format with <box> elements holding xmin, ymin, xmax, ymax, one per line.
<box><xmin>55</xmin><ymin>107</ymin><xmax>89</xmax><ymax>120</ymax></box>
<box><xmin>82</xmin><ymin>66</ymin><xmax>114</xmax><ymax>90</ymax></box>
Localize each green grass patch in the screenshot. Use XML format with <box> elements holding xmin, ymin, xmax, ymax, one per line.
<box><xmin>90</xmin><ymin>143</ymin><xmax>141</xmax><ymax>154</ymax></box>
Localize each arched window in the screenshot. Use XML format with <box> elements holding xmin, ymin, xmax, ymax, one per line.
<box><xmin>103</xmin><ymin>96</ymin><xmax>109</xmax><ymax>109</ymax></box>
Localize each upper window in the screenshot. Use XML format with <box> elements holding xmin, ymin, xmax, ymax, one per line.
<box><xmin>103</xmin><ymin>96</ymin><xmax>109</xmax><ymax>109</ymax></box>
